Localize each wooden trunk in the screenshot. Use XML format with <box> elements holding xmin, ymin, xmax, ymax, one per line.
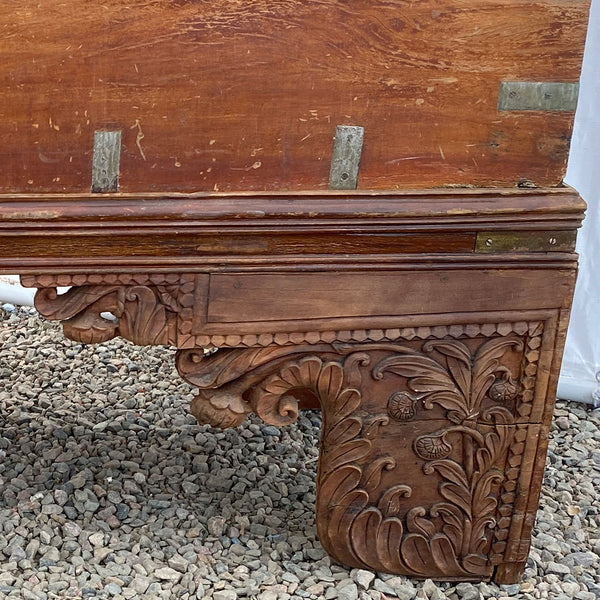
<box><xmin>0</xmin><ymin>0</ymin><xmax>591</xmax><ymax>584</ymax></box>
<box><xmin>0</xmin><ymin>0</ymin><xmax>589</xmax><ymax>192</ymax></box>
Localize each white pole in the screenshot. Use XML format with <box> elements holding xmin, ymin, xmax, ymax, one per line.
<box><xmin>0</xmin><ymin>275</ymin><xmax>35</xmax><ymax>307</ymax></box>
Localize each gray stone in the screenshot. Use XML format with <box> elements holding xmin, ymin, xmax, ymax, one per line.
<box><xmin>352</xmin><ymin>570</ymin><xmax>375</xmax><ymax>590</ymax></box>
<box><xmin>456</xmin><ymin>583</ymin><xmax>479</xmax><ymax>600</ymax></box>
<box><xmin>94</xmin><ymin>547</ymin><xmax>113</xmax><ymax>561</ymax></box>
<box><xmin>213</xmin><ymin>591</ymin><xmax>238</xmax><ymax>600</ymax></box>
<box><xmin>41</xmin><ymin>503</ymin><xmax>63</xmax><ymax>515</ymax></box>
<box><xmin>421</xmin><ymin>580</ymin><xmax>438</xmax><ymax>594</ymax></box>
<box><xmin>9</xmin><ymin>546</ymin><xmax>27</xmax><ymax>561</ymax></box>
<box><xmin>39</xmin><ymin>530</ymin><xmax>52</xmax><ymax>545</ymax></box>
<box><xmin>337</xmin><ymin>582</ymin><xmax>359</xmax><ymax>600</ymax></box>
<box><xmin>116</xmin><ymin>503</ymin><xmax>129</xmax><ymax>520</ymax></box>
<box><xmin>325</xmin><ymin>588</ymin><xmax>339</xmax><ymax>600</ymax></box>
<box><xmin>282</xmin><ymin>572</ymin><xmax>300</xmax><ymax>584</ymax></box>
<box><xmin>394</xmin><ymin>584</ymin><xmax>417</xmax><ymax>600</ymax></box>
<box><xmin>104</xmin><ymin>582</ymin><xmax>122</xmax><ymax>596</ymax></box>
<box><xmin>306</xmin><ymin>547</ymin><xmax>327</xmax><ymax>560</ymax></box>
<box><xmin>88</xmin><ymin>532</ymin><xmax>105</xmax><ymax>547</ymax></box>
<box><xmin>39</xmin><ymin>547</ymin><xmax>60</xmax><ymax>567</ymax></box>
<box><xmin>182</xmin><ymin>481</ymin><xmax>200</xmax><ymax>495</ymax></box>
<box><xmin>129</xmin><ymin>576</ymin><xmax>151</xmax><ymax>594</ymax></box>
<box><xmin>547</xmin><ymin>561</ymin><xmax>571</xmax><ymax>575</ymax></box>
<box><xmin>374</xmin><ymin>579</ymin><xmax>396</xmax><ymax>596</ymax></box>
<box><xmin>207</xmin><ymin>516</ymin><xmax>227</xmax><ymax>537</ymax></box>
<box><xmin>70</xmin><ymin>474</ymin><xmax>87</xmax><ymax>489</ymax></box>
<box><xmin>133</xmin><ymin>472</ymin><xmax>146</xmax><ymax>484</ymax></box>
<box><xmin>561</xmin><ymin>582</ymin><xmax>581</xmax><ymax>596</ymax></box>
<box><xmin>25</xmin><ymin>539</ymin><xmax>40</xmax><ymax>559</ymax></box>
<box><xmin>168</xmin><ymin>553</ymin><xmax>189</xmax><ymax>573</ymax></box>
<box><xmin>146</xmin><ymin>583</ymin><xmax>163</xmax><ymax>595</ymax></box>
<box><xmin>567</xmin><ymin>551</ymin><xmax>598</xmax><ymax>567</ymax></box>
<box><xmin>53</xmin><ymin>490</ymin><xmax>69</xmax><ymax>506</ymax></box>
<box><xmin>307</xmin><ymin>584</ymin><xmax>326</xmax><ymax>596</ymax></box>
<box><xmin>155</xmin><ymin>566</ymin><xmax>183</xmax><ymax>582</ymax></box>
<box><xmin>250</xmin><ymin>522</ymin><xmax>268</xmax><ymax>536</ymax></box>
<box><xmin>499</xmin><ymin>584</ymin><xmax>520</xmax><ymax>596</ymax></box>
<box><xmin>262</xmin><ymin>426</ymin><xmax>280</xmax><ymax>436</ymax></box>
<box><xmin>63</xmin><ymin>522</ymin><xmax>81</xmax><ymax>537</ymax></box>
<box><xmin>47</xmin><ymin>582</ymin><xmax>69</xmax><ymax>594</ymax></box>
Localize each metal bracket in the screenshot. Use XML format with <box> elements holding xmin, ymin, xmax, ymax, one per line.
<box><xmin>92</xmin><ymin>131</ymin><xmax>121</xmax><ymax>193</ymax></box>
<box><xmin>329</xmin><ymin>125</ymin><xmax>364</xmax><ymax>190</ymax></box>
<box><xmin>475</xmin><ymin>230</ymin><xmax>576</xmax><ymax>253</ymax></box>
<box><xmin>498</xmin><ymin>81</ymin><xmax>579</xmax><ymax>112</ymax></box>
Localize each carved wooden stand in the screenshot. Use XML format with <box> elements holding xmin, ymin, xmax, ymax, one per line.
<box><xmin>7</xmin><ymin>187</ymin><xmax>582</xmax><ymax>584</ymax></box>
<box><xmin>0</xmin><ymin>0</ymin><xmax>591</xmax><ymax>583</ymax></box>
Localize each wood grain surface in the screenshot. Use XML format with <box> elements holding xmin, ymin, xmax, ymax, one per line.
<box><xmin>0</xmin><ymin>0</ymin><xmax>590</xmax><ymax>193</ymax></box>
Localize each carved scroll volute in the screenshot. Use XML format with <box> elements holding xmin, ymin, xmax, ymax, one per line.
<box><xmin>176</xmin><ymin>348</ymin><xmax>254</xmax><ymax>428</ymax></box>
<box><xmin>35</xmin><ymin>286</ymin><xmax>124</xmax><ymax>344</ymax></box>
<box><xmin>34</xmin><ymin>285</ymin><xmax>181</xmax><ymax>345</ymax></box>
<box><xmin>176</xmin><ymin>345</ymin><xmax>336</xmax><ymax>429</ymax></box>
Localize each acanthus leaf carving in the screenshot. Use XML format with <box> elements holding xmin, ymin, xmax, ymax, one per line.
<box><xmin>313</xmin><ymin>337</ymin><xmax>523</xmax><ymax>578</ymax></box>
<box><xmin>34</xmin><ymin>284</ymin><xmax>182</xmax><ymax>346</ymax></box>
<box><xmin>177</xmin><ymin>345</ymin><xmax>329</xmax><ymax>389</ymax></box>
<box><xmin>377</xmin><ymin>485</ymin><xmax>413</xmax><ymax>517</ymax></box>
<box><xmin>361</xmin><ymin>457</ymin><xmax>396</xmax><ymax>497</ymax></box>
<box><xmin>373</xmin><ymin>338</ymin><xmax>523</xmax><ymax>423</ymax></box>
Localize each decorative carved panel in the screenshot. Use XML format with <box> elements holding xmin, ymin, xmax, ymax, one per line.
<box><xmin>31</xmin><ymin>273</ymin><xmax>555</xmax><ymax>580</ymax></box>
<box><xmin>175</xmin><ymin>322</ymin><xmax>546</xmax><ymax>580</ymax></box>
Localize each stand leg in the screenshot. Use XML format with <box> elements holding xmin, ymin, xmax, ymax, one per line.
<box><xmin>494</xmin><ymin>562</ymin><xmax>527</xmax><ymax>584</ymax></box>
<box><xmin>177</xmin><ymin>330</ymin><xmax>536</xmax><ymax>582</ymax></box>
<box><xmin>28</xmin><ymin>284</ymin><xmax>549</xmax><ymax>584</ymax></box>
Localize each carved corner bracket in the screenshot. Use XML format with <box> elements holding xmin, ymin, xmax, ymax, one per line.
<box><xmin>32</xmin><ymin>276</ymin><xmax>195</xmax><ymax>346</ymax></box>
<box><xmin>175</xmin><ymin>327</ymin><xmax>543</xmax><ymax>580</ymax></box>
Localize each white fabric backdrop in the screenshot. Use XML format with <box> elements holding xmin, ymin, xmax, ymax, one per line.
<box><xmin>559</xmin><ymin>0</ymin><xmax>600</xmax><ymax>404</ymax></box>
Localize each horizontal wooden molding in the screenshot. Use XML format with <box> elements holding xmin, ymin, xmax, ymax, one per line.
<box><xmin>0</xmin><ymin>188</ymin><xmax>584</xmax><ymax>275</ymax></box>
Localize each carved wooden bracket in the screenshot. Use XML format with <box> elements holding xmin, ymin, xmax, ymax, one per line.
<box><xmin>175</xmin><ymin>329</ymin><xmax>541</xmax><ymax>581</ymax></box>
<box><xmin>33</xmin><ymin>277</ymin><xmax>195</xmax><ymax>346</ymax></box>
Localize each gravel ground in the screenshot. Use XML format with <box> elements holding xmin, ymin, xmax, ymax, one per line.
<box><xmin>1</xmin><ymin>305</ymin><xmax>599</xmax><ymax>600</ymax></box>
